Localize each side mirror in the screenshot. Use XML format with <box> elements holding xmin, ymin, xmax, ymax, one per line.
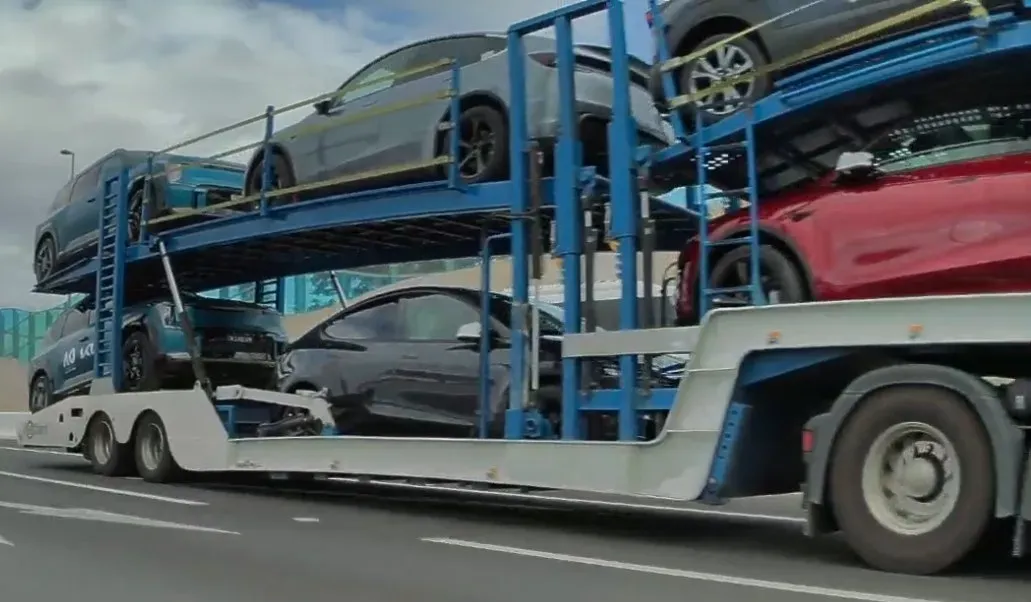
<box><xmin>834</xmin><ymin>151</ymin><xmax>877</xmax><ymax>175</ymax></box>
<box><xmin>455</xmin><ymin>322</ymin><xmax>482</xmax><ymax>342</ymax></box>
<box><xmin>313</xmin><ymin>99</ymin><xmax>331</xmax><ymax>115</ymax></box>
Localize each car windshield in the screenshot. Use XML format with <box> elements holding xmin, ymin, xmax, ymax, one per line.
<box><xmin>864</xmin><ymin>106</ymin><xmax>1031</xmax><ymax>173</ymax></box>
<box><xmin>485</xmin><ymin>292</ymin><xmax>565</xmax><ymax>336</ymax></box>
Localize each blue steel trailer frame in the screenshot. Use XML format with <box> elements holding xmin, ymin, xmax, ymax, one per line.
<box><xmin>29</xmin><ymin>0</ymin><xmax>1031</xmax><ymax>439</ymax></box>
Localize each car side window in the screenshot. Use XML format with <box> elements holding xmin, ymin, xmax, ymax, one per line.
<box><xmin>403</xmin><ymin>39</ymin><xmax>463</xmax><ymax>79</ymax></box>
<box><xmin>69</xmin><ymin>165</ymin><xmax>101</xmax><ymax>203</ymax></box>
<box><xmin>451</xmin><ymin>36</ymin><xmax>506</xmax><ymax>66</ymax></box>
<box><xmin>61</xmin><ymin>308</ymin><xmax>90</xmax><ymax>336</ymax></box>
<box><xmin>332</xmin><ymin>47</ymin><xmax>419</xmax><ymax>107</ymax></box>
<box><xmin>48</xmin><ymin>182</ymin><xmax>73</xmax><ymax>214</ymax></box>
<box><xmin>43</xmin><ymin>313</ymin><xmax>69</xmax><ymax>346</ymax></box>
<box><xmin>398</xmin><ymin>293</ymin><xmax>479</xmax><ymax>340</ymax></box>
<box><xmin>323</xmin><ymin>299</ymin><xmax>399</xmax><ymax>340</ymax></box>
<box><xmin>868</xmin><ymin>108</ymin><xmax>1031</xmax><ymax>174</ymax></box>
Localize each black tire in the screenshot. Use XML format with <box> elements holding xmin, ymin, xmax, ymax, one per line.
<box><xmin>829</xmin><ymin>386</ymin><xmax>994</xmax><ymax>574</ymax></box>
<box><xmin>122</xmin><ymin>330</ymin><xmax>161</xmax><ymax>392</ymax></box>
<box><xmin>134</xmin><ymin>412</ymin><xmax>182</xmax><ymax>483</ymax></box>
<box><xmin>86</xmin><ymin>413</ymin><xmax>135</xmax><ymax>477</ymax></box>
<box><xmin>448</xmin><ymin>105</ymin><xmax>509</xmax><ymax>184</ymax></box>
<box><xmin>676</xmin><ymin>33</ymin><xmax>770</xmax><ymax>126</ymax></box>
<box><xmin>705</xmin><ymin>244</ymin><xmax>807</xmax><ymax>311</ymax></box>
<box><xmin>28</xmin><ymin>373</ymin><xmax>52</xmax><ymax>413</ymax></box>
<box><xmin>245</xmin><ymin>151</ymin><xmax>297</xmax><ymax>206</ymax></box>
<box><xmin>33</xmin><ymin>235</ymin><xmax>57</xmax><ymax>284</ymax></box>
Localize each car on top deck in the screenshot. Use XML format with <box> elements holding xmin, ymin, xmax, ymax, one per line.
<box><xmin>27</xmin><ymin>292</ymin><xmax>287</xmax><ymax>413</ymax></box>
<box><xmin>34</xmin><ymin>148</ymin><xmax>246</xmax><ymax>286</ymax></box>
<box><xmin>647</xmin><ymin>0</ymin><xmax>1019</xmax><ymax>125</ymax></box>
<box><xmin>673</xmin><ymin>103</ymin><xmax>1031</xmax><ymax>325</ymax></box>
<box><xmin>241</xmin><ymin>32</ymin><xmax>671</xmax><ymax>202</ymax></box>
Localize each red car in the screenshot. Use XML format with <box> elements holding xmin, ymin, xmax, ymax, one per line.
<box><xmin>675</xmin><ymin>106</ymin><xmax>1031</xmax><ymax>325</ymax></box>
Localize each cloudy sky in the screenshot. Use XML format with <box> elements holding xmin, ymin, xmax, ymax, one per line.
<box><xmin>1</xmin><ymin>0</ymin><xmax>653</xmax><ymax>310</ymax></box>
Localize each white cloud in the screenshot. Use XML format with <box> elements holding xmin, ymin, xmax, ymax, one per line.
<box><xmin>0</xmin><ymin>0</ymin><xmax>627</xmax><ymax>310</ymax></box>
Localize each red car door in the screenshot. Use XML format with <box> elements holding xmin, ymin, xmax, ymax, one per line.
<box><xmin>808</xmin><ymin>166</ymin><xmax>986</xmax><ymax>300</ymax></box>
<box><xmin>806</xmin><ymin>119</ymin><xmax>1031</xmax><ymax>300</ymax></box>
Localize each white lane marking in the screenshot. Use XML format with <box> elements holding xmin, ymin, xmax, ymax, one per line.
<box><xmin>293</xmin><ymin>517</ymin><xmax>320</xmax><ymax>523</ymax></box>
<box><xmin>329</xmin><ymin>477</ymin><xmax>803</xmax><ymax>524</ymax></box>
<box><xmin>423</xmin><ymin>538</ymin><xmax>949</xmax><ymax>602</ymax></box>
<box><xmin>0</xmin><ymin>501</ymin><xmax>238</xmax><ymax>535</ymax></box>
<box><xmin>0</xmin><ymin>532</ymin><xmax>11</xmax><ymax>546</ymax></box>
<box><xmin>0</xmin><ymin>471</ymin><xmax>206</xmax><ymax>506</ymax></box>
<box><xmin>0</xmin><ymin>446</ymin><xmax>82</xmax><ymax>458</ymax></box>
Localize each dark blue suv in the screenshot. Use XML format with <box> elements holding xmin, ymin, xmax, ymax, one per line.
<box><xmin>27</xmin><ymin>293</ymin><xmax>287</xmax><ymax>412</ymax></box>
<box><xmin>34</xmin><ymin>148</ymin><xmax>245</xmax><ymax>285</ymax></box>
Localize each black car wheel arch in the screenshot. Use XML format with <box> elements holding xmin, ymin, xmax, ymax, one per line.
<box><xmin>246</xmin><ymin>150</ymin><xmax>297</xmax><ymax>205</ymax></box>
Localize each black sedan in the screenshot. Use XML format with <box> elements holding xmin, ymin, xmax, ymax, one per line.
<box><xmin>275</xmin><ymin>285</ymin><xmax>685</xmax><ymax>439</ymax></box>
<box><xmin>649</xmin><ymin>0</ymin><xmax>1016</xmax><ymax>123</ymax></box>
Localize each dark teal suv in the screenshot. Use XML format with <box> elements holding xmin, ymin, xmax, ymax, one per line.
<box><xmin>27</xmin><ymin>293</ymin><xmax>287</xmax><ymax>412</ymax></box>
<box><xmin>33</xmin><ymin>148</ymin><xmax>245</xmax><ymax>285</ymax></box>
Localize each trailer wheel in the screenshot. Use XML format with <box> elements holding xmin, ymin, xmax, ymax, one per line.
<box><xmin>829</xmin><ymin>385</ymin><xmax>993</xmax><ymax>574</ymax></box>
<box><xmin>134</xmin><ymin>412</ymin><xmax>182</xmax><ymax>483</ymax></box>
<box><xmin>86</xmin><ymin>413</ymin><xmax>135</xmax><ymax>477</ymax></box>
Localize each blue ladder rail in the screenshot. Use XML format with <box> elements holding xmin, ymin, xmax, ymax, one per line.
<box><xmin>693</xmin><ymin>116</ymin><xmax>764</xmax><ymax>316</ymax></box>
<box><xmin>648</xmin><ymin>0</ymin><xmax>765</xmax><ymax>318</ymax></box>
<box><xmin>93</xmin><ymin>169</ymin><xmax>130</xmax><ymax>388</ymax></box>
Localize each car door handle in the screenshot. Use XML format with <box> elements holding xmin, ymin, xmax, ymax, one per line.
<box><xmin>401</xmin><ymin>354</ymin><xmax>418</xmax><ymax>360</ymax></box>
<box><xmin>949</xmin><ymin>176</ymin><xmax>978</xmax><ymax>184</ymax></box>
<box><xmin>78</xmin><ymin>337</ymin><xmax>89</xmax><ymax>342</ymax></box>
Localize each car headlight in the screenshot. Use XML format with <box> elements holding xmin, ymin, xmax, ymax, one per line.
<box><xmin>164</xmin><ymin>163</ymin><xmax>184</xmax><ymax>183</ymax></box>
<box><xmin>157</xmin><ymin>303</ymin><xmax>179</xmax><ymax>328</ymax></box>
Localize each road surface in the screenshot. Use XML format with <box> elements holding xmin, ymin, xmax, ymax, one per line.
<box><xmin>0</xmin><ymin>441</ymin><xmax>1027</xmax><ymax>602</ymax></box>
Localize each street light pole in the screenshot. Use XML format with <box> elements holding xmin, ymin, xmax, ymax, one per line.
<box><xmin>59</xmin><ymin>149</ymin><xmax>75</xmax><ymax>180</ymax></box>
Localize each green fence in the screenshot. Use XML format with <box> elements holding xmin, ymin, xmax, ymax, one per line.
<box><xmin>0</xmin><ymin>258</ymin><xmax>479</xmax><ymax>364</ymax></box>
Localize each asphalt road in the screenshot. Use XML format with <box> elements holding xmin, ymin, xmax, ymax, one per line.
<box><xmin>0</xmin><ymin>441</ymin><xmax>1027</xmax><ymax>602</ymax></box>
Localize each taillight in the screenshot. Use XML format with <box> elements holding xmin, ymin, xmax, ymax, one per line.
<box><xmin>529</xmin><ymin>51</ymin><xmax>557</xmax><ymax>67</ymax></box>
<box><xmin>801</xmin><ymin>429</ymin><xmax>815</xmax><ymax>454</ymax></box>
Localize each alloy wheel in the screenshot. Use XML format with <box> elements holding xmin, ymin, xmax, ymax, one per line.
<box><xmin>29</xmin><ymin>379</ymin><xmax>48</xmax><ymax>413</ymax></box>
<box><xmin>687</xmin><ymin>43</ymin><xmax>757</xmax><ymax>116</ymax></box>
<box><xmin>457</xmin><ymin>115</ymin><xmax>496</xmax><ymax>179</ymax></box>
<box><xmin>35</xmin><ymin>243</ymin><xmax>53</xmax><ymax>281</ymax></box>
<box><xmin>712</xmin><ymin>257</ymin><xmax>782</xmax><ymax>306</ymax></box>
<box><xmin>123</xmin><ymin>341</ymin><xmax>144</xmax><ymax>390</ymax></box>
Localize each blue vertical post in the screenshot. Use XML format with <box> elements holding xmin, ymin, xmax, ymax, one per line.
<box><xmin>478</xmin><ymin>234</ymin><xmax>509</xmax><ymax>438</ymax></box>
<box><xmin>274</xmin><ymin>278</ymin><xmax>286</xmax><ymax>314</ymax></box>
<box><xmin>259</xmin><ymin>105</ymin><xmax>275</xmax><ymax>216</ymax></box>
<box><xmin>554</xmin><ymin>15</ymin><xmax>582</xmax><ymax>440</ymax></box>
<box><xmin>744</xmin><ymin>119</ymin><xmax>764</xmax><ymax>306</ymax></box>
<box><xmin>695</xmin><ymin>111</ymin><xmax>711</xmax><ymax>317</ymax></box>
<box><xmin>606</xmin><ymin>0</ymin><xmax>639</xmax><ymax>440</ymax></box>
<box><xmin>140</xmin><ymin>155</ymin><xmax>154</xmax><ymax>244</ymax></box>
<box><xmin>448</xmin><ymin>61</ymin><xmax>463</xmax><ymax>188</ymax></box>
<box><xmin>505</xmin><ymin>30</ymin><xmax>530</xmax><ymax>439</ymax></box>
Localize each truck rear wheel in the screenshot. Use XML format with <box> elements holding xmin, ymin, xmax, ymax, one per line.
<box><xmin>86</xmin><ymin>413</ymin><xmax>135</xmax><ymax>477</ymax></box>
<box><xmin>829</xmin><ymin>385</ymin><xmax>994</xmax><ymax>574</ymax></box>
<box><xmin>134</xmin><ymin>412</ymin><xmax>182</xmax><ymax>483</ymax></box>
